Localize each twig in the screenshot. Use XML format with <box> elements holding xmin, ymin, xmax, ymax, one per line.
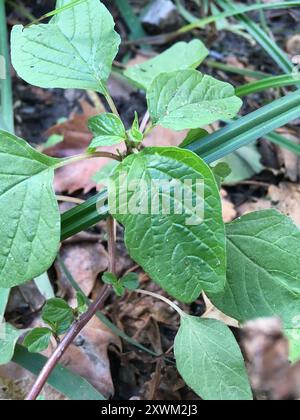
<box><xmin>25</xmin><ymin>216</ymin><xmax>118</xmax><ymax>400</ymax></box>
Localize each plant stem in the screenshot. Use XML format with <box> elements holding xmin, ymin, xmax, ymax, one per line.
<box><xmin>104</xmin><ymin>92</ymin><xmax>121</xmax><ymax>118</ymax></box>
<box><xmin>25</xmin><ymin>283</ymin><xmax>111</xmax><ymax>400</ymax></box>
<box><xmin>136</xmin><ymin>289</ymin><xmax>185</xmax><ymax>318</ymax></box>
<box><xmin>106</xmin><ymin>215</ymin><xmax>117</xmax><ymax>274</ymax></box>
<box><xmin>55</xmin><ymin>150</ymin><xmax>122</xmax><ymax>169</ymax></box>
<box><xmin>25</xmin><ymin>217</ymin><xmax>117</xmax><ymax>401</ymax></box>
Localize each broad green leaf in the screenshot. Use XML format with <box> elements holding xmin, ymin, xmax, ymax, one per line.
<box><xmin>109</xmin><ymin>147</ymin><xmax>226</xmax><ymax>303</ymax></box>
<box><xmin>210</xmin><ymin>210</ymin><xmax>300</xmax><ymax>328</ymax></box>
<box><xmin>23</xmin><ymin>327</ymin><xmax>52</xmax><ymax>353</ymax></box>
<box><xmin>147</xmin><ymin>70</ymin><xmax>243</xmax><ymax>131</ymax></box>
<box><xmin>219</xmin><ymin>144</ymin><xmax>264</xmax><ymax>185</ymax></box>
<box><xmin>42</xmin><ymin>298</ymin><xmax>74</xmax><ymax>335</ymax></box>
<box><xmin>124</xmin><ymin>40</ymin><xmax>209</xmax><ymax>90</ymax></box>
<box><xmin>11</xmin><ymin>0</ymin><xmax>120</xmax><ymax>94</ymax></box>
<box><xmin>0</xmin><ymin>323</ymin><xmax>22</xmax><ymax>365</ymax></box>
<box><xmin>122</xmin><ymin>273</ymin><xmax>139</xmax><ymax>291</ymax></box>
<box><xmin>0</xmin><ymin>131</ymin><xmax>61</xmax><ymax>288</ymax></box>
<box><xmin>88</xmin><ymin>113</ymin><xmax>126</xmax><ymax>150</ymax></box>
<box><xmin>179</xmin><ymin>128</ymin><xmax>209</xmax><ymax>148</ymax></box>
<box><xmin>174</xmin><ymin>316</ymin><xmax>252</xmax><ymax>400</ymax></box>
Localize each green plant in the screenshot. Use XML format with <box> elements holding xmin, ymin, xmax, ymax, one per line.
<box><xmin>1</xmin><ymin>0</ymin><xmax>300</xmax><ymax>401</ymax></box>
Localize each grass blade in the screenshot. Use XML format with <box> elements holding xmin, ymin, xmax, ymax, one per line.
<box><xmin>266</xmin><ymin>132</ymin><xmax>300</xmax><ymax>156</ymax></box>
<box><xmin>115</xmin><ymin>0</ymin><xmax>146</xmax><ymax>40</ymax></box>
<box><xmin>217</xmin><ymin>0</ymin><xmax>295</xmax><ymax>74</ymax></box>
<box><xmin>236</xmin><ymin>74</ymin><xmax>300</xmax><ymax>97</ymax></box>
<box><xmin>206</xmin><ymin>59</ymin><xmax>269</xmax><ymax>80</ymax></box>
<box><xmin>12</xmin><ymin>345</ymin><xmax>105</xmax><ymax>400</ymax></box>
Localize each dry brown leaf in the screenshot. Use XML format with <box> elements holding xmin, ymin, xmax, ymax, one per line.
<box><xmin>237</xmin><ymin>182</ymin><xmax>300</xmax><ymax>227</ymax></box>
<box><xmin>242</xmin><ymin>317</ymin><xmax>300</xmax><ymax>400</ymax></box>
<box><xmin>268</xmin><ymin>183</ymin><xmax>300</xmax><ymax>227</ymax></box>
<box><xmin>276</xmin><ymin>128</ymin><xmax>300</xmax><ymax>182</ymax></box>
<box><xmin>55</xmin><ymin>242</ymin><xmax>109</xmax><ymax>299</ymax></box>
<box><xmin>144</xmin><ymin>126</ymin><xmax>186</xmax><ymax>147</ymax></box>
<box><xmin>221</xmin><ymin>189</ymin><xmax>237</xmax><ymax>223</ymax></box>
<box><xmin>45</xmin><ymin>100</ymin><xmax>126</xmax><ymax>194</ymax></box>
<box><xmin>286</xmin><ymin>34</ymin><xmax>300</xmax><ymax>55</ymax></box>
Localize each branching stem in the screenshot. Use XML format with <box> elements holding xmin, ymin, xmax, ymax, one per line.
<box><xmin>25</xmin><ymin>216</ymin><xmax>118</xmax><ymax>401</ymax></box>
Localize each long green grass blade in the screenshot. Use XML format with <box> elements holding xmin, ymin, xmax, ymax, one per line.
<box><xmin>179</xmin><ymin>1</ymin><xmax>300</xmax><ymax>38</ymax></box>
<box><xmin>266</xmin><ymin>132</ymin><xmax>300</xmax><ymax>156</ymax></box>
<box><xmin>236</xmin><ymin>74</ymin><xmax>300</xmax><ymax>97</ymax></box>
<box><xmin>115</xmin><ymin>0</ymin><xmax>146</xmax><ymax>40</ymax></box>
<box><xmin>206</xmin><ymin>59</ymin><xmax>269</xmax><ymax>80</ymax></box>
<box><xmin>0</xmin><ymin>0</ymin><xmax>13</xmax><ymax>133</ymax></box>
<box><xmin>12</xmin><ymin>345</ymin><xmax>105</xmax><ymax>400</ymax></box>
<box><xmin>217</xmin><ymin>0</ymin><xmax>295</xmax><ymax>74</ymax></box>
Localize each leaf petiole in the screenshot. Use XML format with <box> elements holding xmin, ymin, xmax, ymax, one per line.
<box><xmin>55</xmin><ymin>151</ymin><xmax>122</xmax><ymax>170</ymax></box>
<box><xmin>136</xmin><ymin>289</ymin><xmax>185</xmax><ymax>318</ymax></box>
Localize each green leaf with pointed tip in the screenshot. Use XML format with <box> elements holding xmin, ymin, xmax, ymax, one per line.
<box><xmin>109</xmin><ymin>147</ymin><xmax>226</xmax><ymax>303</ymax></box>
<box><xmin>147</xmin><ymin>70</ymin><xmax>242</xmax><ymax>131</ymax></box>
<box><xmin>0</xmin><ymin>131</ymin><xmax>61</xmax><ymax>289</ymax></box>
<box><xmin>127</xmin><ymin>112</ymin><xmax>143</xmax><ymax>144</ymax></box>
<box><xmin>210</xmin><ymin>210</ymin><xmax>300</xmax><ymax>328</ymax></box>
<box><xmin>174</xmin><ymin>316</ymin><xmax>252</xmax><ymax>400</ymax></box>
<box><xmin>11</xmin><ymin>0</ymin><xmax>120</xmax><ymax>94</ymax></box>
<box><xmin>0</xmin><ymin>323</ymin><xmax>22</xmax><ymax>365</ymax></box>
<box><xmin>88</xmin><ymin>113</ymin><xmax>126</xmax><ymax>150</ymax></box>
<box><xmin>124</xmin><ymin>40</ymin><xmax>209</xmax><ymax>90</ymax></box>
<box><xmin>23</xmin><ymin>328</ymin><xmax>52</xmax><ymax>353</ymax></box>
<box><xmin>42</xmin><ymin>298</ymin><xmax>74</xmax><ymax>335</ymax></box>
